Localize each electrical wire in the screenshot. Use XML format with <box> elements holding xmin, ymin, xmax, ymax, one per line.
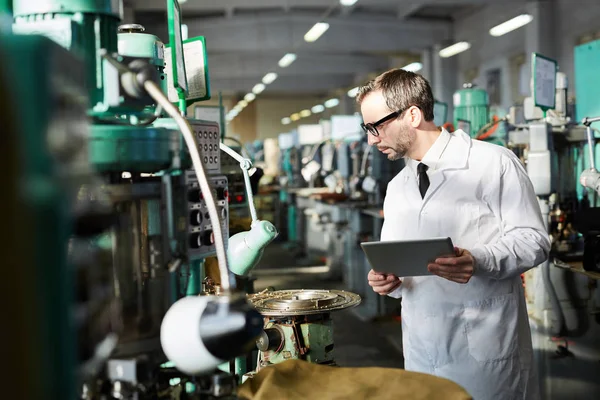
<box><xmin>144</xmin><ymin>81</ymin><xmax>234</xmax><ymax>292</ymax></box>
<box><xmin>476</xmin><ymin>116</ymin><xmax>504</xmax><ymax>140</ymax></box>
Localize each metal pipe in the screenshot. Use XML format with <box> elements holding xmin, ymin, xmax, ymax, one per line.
<box><xmin>586</xmin><ymin>126</ymin><xmax>595</xmax><ymax>170</ymax></box>
<box><xmin>582</xmin><ymin>116</ymin><xmax>600</xmax><ymax>171</ymax></box>
<box><xmin>539</xmin><ymin>198</ymin><xmax>565</xmax><ymax>336</ymax></box>
<box><xmin>145</xmin><ymin>80</ymin><xmax>234</xmax><ymax>292</ymax></box>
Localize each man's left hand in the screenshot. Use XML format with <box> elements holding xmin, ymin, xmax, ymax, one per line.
<box><xmin>428</xmin><ymin>247</ymin><xmax>475</xmax><ymax>284</ymax></box>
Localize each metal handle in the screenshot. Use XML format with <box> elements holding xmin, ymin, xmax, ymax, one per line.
<box><xmin>582</xmin><ymin>116</ymin><xmax>600</xmax><ymax>171</ymax></box>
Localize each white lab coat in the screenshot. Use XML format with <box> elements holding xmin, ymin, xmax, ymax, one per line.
<box><xmin>381</xmin><ymin>129</ymin><xmax>550</xmax><ymax>400</ymax></box>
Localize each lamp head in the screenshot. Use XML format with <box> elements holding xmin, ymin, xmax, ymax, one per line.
<box><xmin>227</xmin><ymin>220</ymin><xmax>278</xmax><ymax>276</ymax></box>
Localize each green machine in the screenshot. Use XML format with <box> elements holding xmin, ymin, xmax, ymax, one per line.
<box><xmin>453</xmin><ymin>83</ymin><xmax>506</xmax><ymax>145</ymax></box>
<box><xmin>248</xmin><ymin>290</ymin><xmax>361</xmax><ymax>372</ymax></box>
<box><xmin>575</xmin><ymin>39</ymin><xmax>600</xmax><ymax>204</ymax></box>
<box><xmin>7</xmin><ymin>0</ymin><xmax>275</xmax><ymax>398</ymax></box>
<box><xmin>453</xmin><ymin>83</ymin><xmax>489</xmax><ymax>137</ymax></box>
<box><xmin>0</xmin><ymin>33</ymin><xmax>91</xmax><ymax>400</ymax></box>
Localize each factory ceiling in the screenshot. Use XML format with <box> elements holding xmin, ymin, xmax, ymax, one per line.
<box><xmin>128</xmin><ymin>0</ymin><xmax>525</xmax><ymax>97</ymax></box>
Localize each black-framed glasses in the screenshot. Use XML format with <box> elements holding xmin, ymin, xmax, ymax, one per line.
<box><xmin>360</xmin><ymin>107</ymin><xmax>409</xmax><ymax>137</ymax></box>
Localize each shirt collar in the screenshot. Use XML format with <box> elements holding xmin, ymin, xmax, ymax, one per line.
<box><xmin>407</xmin><ymin>128</ymin><xmax>451</xmax><ymax>176</ymax></box>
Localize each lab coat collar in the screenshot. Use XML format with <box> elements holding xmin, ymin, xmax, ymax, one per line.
<box><xmin>406</xmin><ymin>129</ymin><xmax>470</xmax><ymax>176</ymax></box>
<box><xmin>403</xmin><ymin>129</ymin><xmax>471</xmax><ymax>205</ymax></box>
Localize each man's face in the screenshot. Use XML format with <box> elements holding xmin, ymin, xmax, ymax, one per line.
<box><xmin>360</xmin><ymin>90</ymin><xmax>415</xmax><ymax>160</ymax></box>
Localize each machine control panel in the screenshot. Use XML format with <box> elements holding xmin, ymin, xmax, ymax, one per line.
<box><xmin>221</xmin><ymin>147</ymin><xmax>248</xmax><ymax>209</ymax></box>
<box><xmin>191</xmin><ymin>119</ymin><xmax>221</xmax><ymax>174</ymax></box>
<box><xmin>185</xmin><ymin>172</ymin><xmax>229</xmax><ymax>259</ymax></box>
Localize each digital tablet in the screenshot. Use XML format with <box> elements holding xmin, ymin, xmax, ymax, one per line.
<box><xmin>360</xmin><ymin>237</ymin><xmax>454</xmax><ymax>277</ymax></box>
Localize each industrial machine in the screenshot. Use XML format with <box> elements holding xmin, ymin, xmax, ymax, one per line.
<box><xmin>453</xmin><ymin>83</ymin><xmax>506</xmax><ymax>144</ymax></box>
<box><xmin>497</xmin><ymin>49</ymin><xmax>600</xmax><ymax>399</ymax></box>
<box><xmin>249</xmin><ymin>289</ymin><xmax>361</xmax><ymax>369</ymax></box>
<box><xmin>5</xmin><ymin>0</ymin><xmax>278</xmax><ymax>398</ymax></box>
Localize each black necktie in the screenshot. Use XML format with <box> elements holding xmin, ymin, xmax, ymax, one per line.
<box><xmin>418</xmin><ymin>163</ymin><xmax>430</xmax><ymax>199</ymax></box>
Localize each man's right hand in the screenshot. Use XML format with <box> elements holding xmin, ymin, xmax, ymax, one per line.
<box><xmin>368</xmin><ymin>269</ymin><xmax>402</xmax><ymax>296</ymax></box>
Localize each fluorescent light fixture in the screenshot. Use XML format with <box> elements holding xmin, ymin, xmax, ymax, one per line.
<box><xmin>278</xmin><ymin>53</ymin><xmax>297</xmax><ymax>68</ymax></box>
<box><xmin>340</xmin><ymin>0</ymin><xmax>358</xmax><ymax>5</ymax></box>
<box><xmin>300</xmin><ymin>109</ymin><xmax>311</xmax><ymax>118</ymax></box>
<box><xmin>262</xmin><ymin>72</ymin><xmax>278</xmax><ymax>85</ymax></box>
<box><xmin>239</xmin><ymin>100</ymin><xmax>248</xmax><ymax>108</ymax></box>
<box><xmin>304</xmin><ymin>22</ymin><xmax>329</xmax><ymax>43</ymax></box>
<box><xmin>347</xmin><ymin>87</ymin><xmax>359</xmax><ymax>98</ymax></box>
<box><xmin>489</xmin><ymin>14</ymin><xmax>533</xmax><ymax>37</ymax></box>
<box><xmin>439</xmin><ymin>42</ymin><xmax>471</xmax><ymax>58</ymax></box>
<box><xmin>244</xmin><ymin>93</ymin><xmax>256</xmax><ymax>102</ymax></box>
<box><xmin>311</xmin><ymin>104</ymin><xmax>325</xmax><ymax>113</ymax></box>
<box><xmin>281</xmin><ymin>117</ymin><xmax>291</xmax><ymax>125</ymax></box>
<box><xmin>402</xmin><ymin>62</ymin><xmax>423</xmax><ymax>72</ymax></box>
<box><xmin>252</xmin><ymin>83</ymin><xmax>266</xmax><ymax>94</ymax></box>
<box><xmin>324</xmin><ymin>98</ymin><xmax>340</xmax><ymax>108</ymax></box>
<box><xmin>290</xmin><ymin>113</ymin><xmax>301</xmax><ymax>121</ymax></box>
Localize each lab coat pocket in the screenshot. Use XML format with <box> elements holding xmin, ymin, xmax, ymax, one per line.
<box><xmin>408</xmin><ymin>309</ymin><xmax>466</xmax><ymax>369</ymax></box>
<box><xmin>465</xmin><ymin>294</ymin><xmax>518</xmax><ymax>363</ymax></box>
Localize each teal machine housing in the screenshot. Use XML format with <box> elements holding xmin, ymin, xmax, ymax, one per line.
<box><xmin>453</xmin><ymin>84</ymin><xmax>489</xmax><ymax>137</ymax></box>
<box><xmin>574</xmin><ymin>38</ymin><xmax>600</xmax><ymax>204</ymax></box>
<box><xmin>0</xmin><ymin>33</ymin><xmax>88</xmax><ymax>400</ymax></box>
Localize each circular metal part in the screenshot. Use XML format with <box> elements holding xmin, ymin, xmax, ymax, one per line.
<box><xmin>256</xmin><ymin>326</ymin><xmax>284</xmax><ymax>352</ymax></box>
<box><xmin>248</xmin><ymin>289</ymin><xmax>361</xmax><ymax>316</ymax></box>
<box><xmin>118</xmin><ymin>24</ymin><xmax>145</xmax><ymax>33</ymax></box>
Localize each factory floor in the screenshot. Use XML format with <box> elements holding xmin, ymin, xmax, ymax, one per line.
<box><xmin>251</xmin><ymin>242</ymin><xmax>405</xmax><ymax>369</ymax></box>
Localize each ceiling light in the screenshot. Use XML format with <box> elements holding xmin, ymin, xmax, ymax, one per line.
<box><xmin>282</xmin><ymin>117</ymin><xmax>291</xmax><ymax>125</ymax></box>
<box><xmin>402</xmin><ymin>62</ymin><xmax>423</xmax><ymax>72</ymax></box>
<box><xmin>230</xmin><ymin>109</ymin><xmax>240</xmax><ymax>117</ymax></box>
<box><xmin>311</xmin><ymin>104</ymin><xmax>325</xmax><ymax>113</ymax></box>
<box><xmin>300</xmin><ymin>109</ymin><xmax>311</xmax><ymax>118</ymax></box>
<box><xmin>324</xmin><ymin>98</ymin><xmax>340</xmax><ymax>108</ymax></box>
<box><xmin>304</xmin><ymin>22</ymin><xmax>329</xmax><ymax>43</ymax></box>
<box><xmin>347</xmin><ymin>87</ymin><xmax>359</xmax><ymax>98</ymax></box>
<box><xmin>244</xmin><ymin>93</ymin><xmax>256</xmax><ymax>102</ymax></box>
<box><xmin>489</xmin><ymin>14</ymin><xmax>533</xmax><ymax>37</ymax></box>
<box><xmin>439</xmin><ymin>42</ymin><xmax>471</xmax><ymax>58</ymax></box>
<box><xmin>252</xmin><ymin>83</ymin><xmax>266</xmax><ymax>94</ymax></box>
<box><xmin>239</xmin><ymin>100</ymin><xmax>248</xmax><ymax>107</ymax></box>
<box><xmin>233</xmin><ymin>104</ymin><xmax>243</xmax><ymax>113</ymax></box>
<box><xmin>262</xmin><ymin>72</ymin><xmax>278</xmax><ymax>85</ymax></box>
<box><xmin>340</xmin><ymin>0</ymin><xmax>358</xmax><ymax>5</ymax></box>
<box><xmin>278</xmin><ymin>53</ymin><xmax>297</xmax><ymax>68</ymax></box>
<box><xmin>290</xmin><ymin>113</ymin><xmax>301</xmax><ymax>121</ymax></box>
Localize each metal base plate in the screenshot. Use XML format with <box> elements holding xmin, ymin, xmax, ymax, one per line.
<box><xmin>248</xmin><ymin>289</ymin><xmax>361</xmax><ymax>316</ymax></box>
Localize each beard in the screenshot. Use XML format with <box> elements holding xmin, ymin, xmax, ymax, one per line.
<box><xmin>379</xmin><ymin>124</ymin><xmax>415</xmax><ymax>161</ymax></box>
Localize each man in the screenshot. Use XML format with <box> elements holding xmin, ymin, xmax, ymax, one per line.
<box><xmin>357</xmin><ymin>69</ymin><xmax>550</xmax><ymax>400</ymax></box>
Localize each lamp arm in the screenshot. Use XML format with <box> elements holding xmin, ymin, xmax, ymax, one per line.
<box><xmin>220</xmin><ymin>142</ymin><xmax>259</xmax><ymax>224</ymax></box>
